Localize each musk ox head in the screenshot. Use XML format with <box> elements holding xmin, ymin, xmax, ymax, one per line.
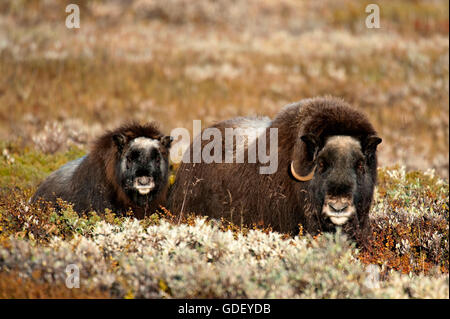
<box><xmin>291</xmin><ymin>133</ymin><xmax>381</xmax><ymax>234</ymax></box>
<box><xmin>113</xmin><ymin>133</ymin><xmax>173</xmax><ymax>207</ymax></box>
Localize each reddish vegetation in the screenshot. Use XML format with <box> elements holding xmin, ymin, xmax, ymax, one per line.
<box><xmin>360</xmin><ymin>222</ymin><xmax>448</xmax><ymax>275</ymax></box>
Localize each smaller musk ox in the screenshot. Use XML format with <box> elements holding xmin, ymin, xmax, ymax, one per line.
<box><xmin>168</xmin><ymin>97</ymin><xmax>382</xmax><ymax>241</ymax></box>
<box><xmin>31</xmin><ymin>122</ymin><xmax>173</xmax><ymax>218</ymax></box>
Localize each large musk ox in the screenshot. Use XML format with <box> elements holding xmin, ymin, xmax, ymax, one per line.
<box><xmin>168</xmin><ymin>97</ymin><xmax>382</xmax><ymax>241</ymax></box>
<box><xmin>31</xmin><ymin>122</ymin><xmax>173</xmax><ymax>218</ymax></box>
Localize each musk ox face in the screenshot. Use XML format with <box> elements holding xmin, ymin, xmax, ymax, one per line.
<box><xmin>291</xmin><ymin>134</ymin><xmax>381</xmax><ymax>231</ymax></box>
<box><xmin>113</xmin><ymin>135</ymin><xmax>173</xmax><ymax>206</ymax></box>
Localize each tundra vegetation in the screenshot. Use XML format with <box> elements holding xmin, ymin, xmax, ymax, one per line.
<box><xmin>0</xmin><ymin>0</ymin><xmax>448</xmax><ymax>298</ymax></box>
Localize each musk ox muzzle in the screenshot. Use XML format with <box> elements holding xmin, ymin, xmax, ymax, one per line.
<box><xmin>134</xmin><ymin>176</ymin><xmax>156</xmax><ymax>195</ymax></box>
<box><xmin>322</xmin><ymin>196</ymin><xmax>355</xmax><ymax>226</ymax></box>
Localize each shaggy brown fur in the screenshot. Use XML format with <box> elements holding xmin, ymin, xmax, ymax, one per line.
<box><xmin>167</xmin><ymin>96</ymin><xmax>381</xmax><ymax>241</ymax></box>
<box><xmin>31</xmin><ymin>122</ymin><xmax>172</xmax><ymax>218</ymax></box>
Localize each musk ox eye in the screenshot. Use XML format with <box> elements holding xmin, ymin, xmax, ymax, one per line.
<box><xmin>356</xmin><ymin>160</ymin><xmax>364</xmax><ymax>172</ymax></box>
<box><xmin>318</xmin><ymin>159</ymin><xmax>326</xmax><ymax>172</ymax></box>
<box><xmin>150</xmin><ymin>149</ymin><xmax>161</xmax><ymax>165</ymax></box>
<box><xmin>127</xmin><ymin>150</ymin><xmax>140</xmax><ymax>163</ymax></box>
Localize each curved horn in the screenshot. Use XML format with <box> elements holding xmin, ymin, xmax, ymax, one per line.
<box><xmin>290</xmin><ymin>161</ymin><xmax>315</xmax><ymax>182</ymax></box>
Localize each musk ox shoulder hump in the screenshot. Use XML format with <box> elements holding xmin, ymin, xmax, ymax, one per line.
<box><xmin>218</xmin><ymin>116</ymin><xmax>272</xmax><ymax>138</ymax></box>
<box><xmin>30</xmin><ymin>156</ymin><xmax>86</xmax><ymax>203</ymax></box>
<box><xmin>57</xmin><ymin>156</ymin><xmax>85</xmax><ymax>178</ymax></box>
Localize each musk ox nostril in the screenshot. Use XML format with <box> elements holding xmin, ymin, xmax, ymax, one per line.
<box><xmin>329</xmin><ymin>202</ymin><xmax>349</xmax><ymax>212</ymax></box>
<box><xmin>137</xmin><ymin>176</ymin><xmax>151</xmax><ymax>186</ymax></box>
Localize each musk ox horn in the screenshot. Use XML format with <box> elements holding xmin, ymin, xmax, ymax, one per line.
<box><xmin>290</xmin><ymin>161</ymin><xmax>315</xmax><ymax>182</ymax></box>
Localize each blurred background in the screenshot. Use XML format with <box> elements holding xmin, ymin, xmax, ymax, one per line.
<box><xmin>0</xmin><ymin>0</ymin><xmax>448</xmax><ymax>177</ymax></box>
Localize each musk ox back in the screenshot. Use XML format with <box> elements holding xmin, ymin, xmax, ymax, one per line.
<box><xmin>167</xmin><ymin>97</ymin><xmax>381</xmax><ymax>242</ymax></box>
<box><xmin>31</xmin><ymin>122</ymin><xmax>173</xmax><ymax>218</ymax></box>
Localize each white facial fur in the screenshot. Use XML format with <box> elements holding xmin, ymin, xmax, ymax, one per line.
<box><xmin>129</xmin><ymin>137</ymin><xmax>160</xmax><ymax>150</ymax></box>
<box><xmin>325</xmin><ymin>135</ymin><xmax>361</xmax><ymax>152</ymax></box>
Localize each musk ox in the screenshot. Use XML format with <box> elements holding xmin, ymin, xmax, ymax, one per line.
<box><xmin>167</xmin><ymin>96</ymin><xmax>382</xmax><ymax>241</ymax></box>
<box><xmin>31</xmin><ymin>122</ymin><xmax>173</xmax><ymax>218</ymax></box>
